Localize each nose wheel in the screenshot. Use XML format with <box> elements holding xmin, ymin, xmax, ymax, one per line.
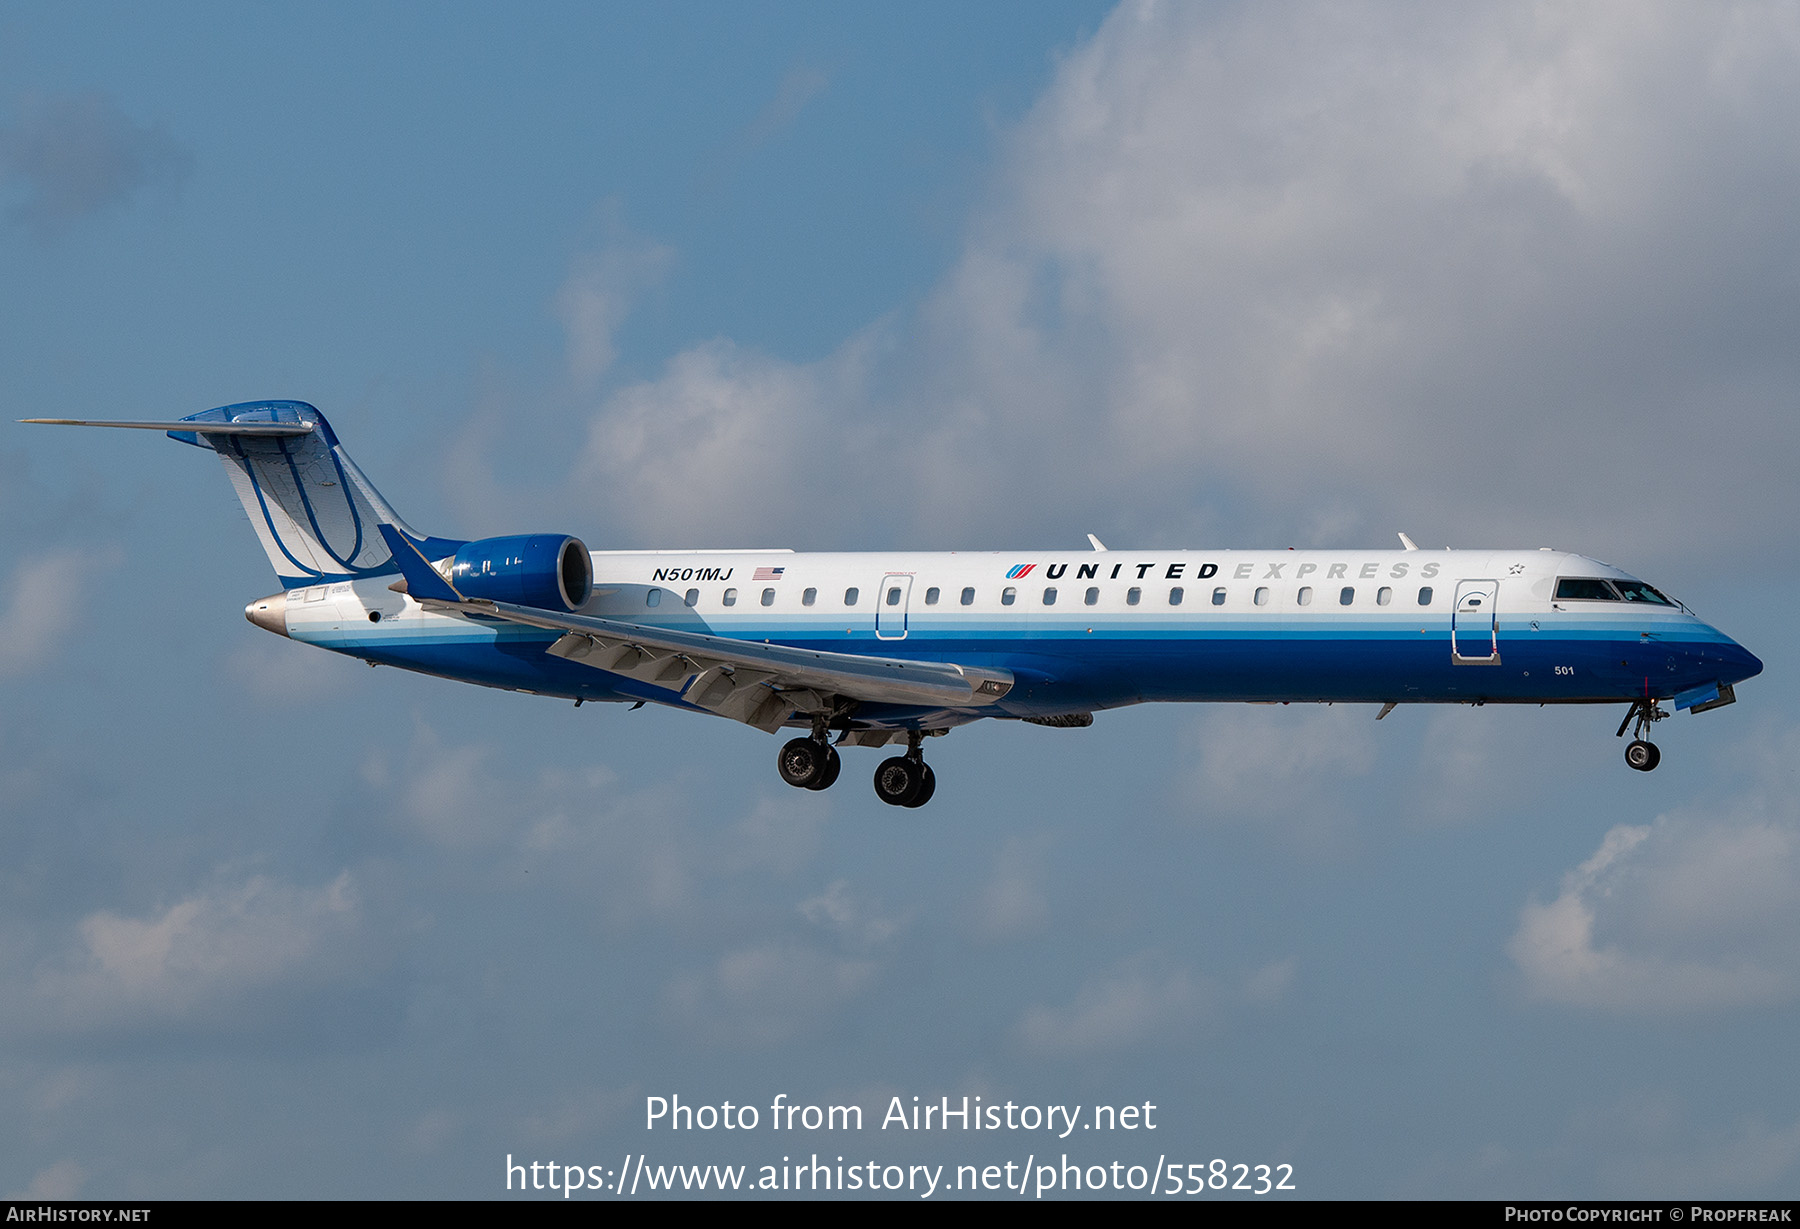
<box><xmin>1624</xmin><ymin>739</ymin><xmax>1661</xmax><ymax>772</ymax></box>
<box><xmin>1615</xmin><ymin>699</ymin><xmax>1667</xmax><ymax>772</ymax></box>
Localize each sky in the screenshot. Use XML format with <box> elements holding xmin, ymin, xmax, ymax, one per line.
<box><xmin>2</xmin><ymin>0</ymin><xmax>1799</xmax><ymax>1200</ymax></box>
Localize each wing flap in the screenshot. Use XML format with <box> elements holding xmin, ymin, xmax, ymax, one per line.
<box><xmin>429</xmin><ymin>596</ymin><xmax>1013</xmax><ymax>724</ymax></box>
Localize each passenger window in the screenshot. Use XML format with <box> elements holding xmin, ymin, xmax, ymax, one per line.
<box><xmin>1418</xmin><ymin>586</ymin><xmax>1433</xmax><ymax>605</ymax></box>
<box><xmin>1298</xmin><ymin>586</ymin><xmax>1313</xmax><ymax>606</ymax></box>
<box><xmin>1085</xmin><ymin>587</ymin><xmax>1099</xmax><ymax>606</ymax></box>
<box><xmin>762</xmin><ymin>588</ymin><xmax>775</xmax><ymax>606</ymax></box>
<box><xmin>844</xmin><ymin>587</ymin><xmax>859</xmax><ymax>606</ymax></box>
<box><xmin>685</xmin><ymin>588</ymin><xmax>700</xmax><ymax>607</ymax></box>
<box><xmin>886</xmin><ymin>586</ymin><xmax>902</xmax><ymax>606</ymax></box>
<box><xmin>723</xmin><ymin>588</ymin><xmax>737</xmax><ymax>606</ymax></box>
<box><xmin>802</xmin><ymin>588</ymin><xmax>816</xmax><ymax>607</ymax></box>
<box><xmin>1169</xmin><ymin>586</ymin><xmax>1184</xmax><ymax>606</ymax></box>
<box><xmin>1212</xmin><ymin>587</ymin><xmax>1226</xmax><ymax>606</ymax></box>
<box><xmin>646</xmin><ymin>588</ymin><xmax>662</xmax><ymax>607</ymax></box>
<box><xmin>1002</xmin><ymin>587</ymin><xmax>1016</xmax><ymax>606</ymax></box>
<box><xmin>1254</xmin><ymin>586</ymin><xmax>1269</xmax><ymax>606</ymax></box>
<box><xmin>1127</xmin><ymin>587</ymin><xmax>1141</xmax><ymax>606</ymax></box>
<box><xmin>1376</xmin><ymin>586</ymin><xmax>1392</xmax><ymax>606</ymax></box>
<box><xmin>925</xmin><ymin>587</ymin><xmax>940</xmax><ymax>605</ymax></box>
<box><xmin>1043</xmin><ymin>587</ymin><xmax>1057</xmax><ymax>605</ymax></box>
<box><xmin>961</xmin><ymin>587</ymin><xmax>975</xmax><ymax>606</ymax></box>
<box><xmin>1339</xmin><ymin>586</ymin><xmax>1354</xmax><ymax>606</ymax></box>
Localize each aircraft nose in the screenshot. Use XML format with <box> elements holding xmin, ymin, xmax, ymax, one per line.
<box><xmin>1716</xmin><ymin>638</ymin><xmax>1763</xmax><ymax>686</ymax></box>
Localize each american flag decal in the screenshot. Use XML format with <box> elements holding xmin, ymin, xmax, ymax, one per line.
<box><xmin>753</xmin><ymin>566</ymin><xmax>785</xmax><ymax>581</ymax></box>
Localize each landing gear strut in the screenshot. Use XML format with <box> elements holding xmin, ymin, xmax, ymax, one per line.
<box><xmin>873</xmin><ymin>731</ymin><xmax>936</xmax><ymax>808</ymax></box>
<box><xmin>1615</xmin><ymin>699</ymin><xmax>1666</xmax><ymax>772</ymax></box>
<box><xmin>777</xmin><ymin>716</ymin><xmax>841</xmax><ymax>791</ymax></box>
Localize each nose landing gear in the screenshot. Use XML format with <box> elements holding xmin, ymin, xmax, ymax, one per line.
<box><xmin>1616</xmin><ymin>699</ymin><xmax>1667</xmax><ymax>772</ymax></box>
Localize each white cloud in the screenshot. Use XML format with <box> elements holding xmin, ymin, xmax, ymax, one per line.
<box><xmin>556</xmin><ymin>205</ymin><xmax>675</xmax><ymax>385</ymax></box>
<box><xmin>566</xmin><ymin>334</ymin><xmax>878</xmax><ymax>545</ymax></box>
<box><xmin>0</xmin><ymin>551</ymin><xmax>89</xmax><ymax>675</ymax></box>
<box><xmin>1244</xmin><ymin>957</ymin><xmax>1297</xmax><ymax>1006</ymax></box>
<box><xmin>1509</xmin><ymin>725</ymin><xmax>1800</xmax><ymax>1012</ymax></box>
<box><xmin>974</xmin><ymin>835</ymin><xmax>1053</xmax><ymax>940</ymax></box>
<box><xmin>799</xmin><ymin>879</ymin><xmax>904</xmax><ymax>949</ymax></box>
<box><xmin>16</xmin><ymin>1159</ymin><xmax>84</xmax><ymax>1200</ymax></box>
<box><xmin>1017</xmin><ymin>954</ymin><xmax>1210</xmax><ymax>1055</ymax></box>
<box><xmin>18</xmin><ymin>872</ymin><xmax>367</xmax><ymax>1036</ymax></box>
<box><xmin>0</xmin><ymin>93</ymin><xmax>191</xmax><ymax>236</ymax></box>
<box><xmin>372</xmin><ymin>720</ymin><xmax>831</xmax><ymax>932</ymax></box>
<box><xmin>663</xmin><ymin>940</ymin><xmax>876</xmax><ymax>1048</ymax></box>
<box><xmin>540</xmin><ymin>0</ymin><xmax>1800</xmax><ymax>563</ymax></box>
<box><xmin>1179</xmin><ymin>704</ymin><xmax>1377</xmax><ymax>845</ymax></box>
<box><xmin>225</xmin><ymin>636</ymin><xmax>368</xmax><ymax>702</ymax></box>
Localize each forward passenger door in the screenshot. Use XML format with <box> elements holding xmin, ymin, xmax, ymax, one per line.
<box><xmin>1452</xmin><ymin>579</ymin><xmax>1501</xmax><ymax>665</ymax></box>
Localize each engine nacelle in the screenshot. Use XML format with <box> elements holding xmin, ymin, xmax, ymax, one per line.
<box><xmin>446</xmin><ymin>534</ymin><xmax>592</xmax><ymax>612</ymax></box>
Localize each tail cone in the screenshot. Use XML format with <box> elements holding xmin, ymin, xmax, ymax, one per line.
<box><xmin>245</xmin><ymin>591</ymin><xmax>289</xmax><ymax>637</ymax></box>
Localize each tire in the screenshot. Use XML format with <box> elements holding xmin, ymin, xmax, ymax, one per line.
<box><xmin>1624</xmin><ymin>739</ymin><xmax>1660</xmax><ymax>772</ymax></box>
<box><xmin>902</xmin><ymin>762</ymin><xmax>936</xmax><ymax>808</ymax></box>
<box><xmin>873</xmin><ymin>756</ymin><xmax>923</xmax><ymax>806</ymax></box>
<box><xmin>778</xmin><ymin>737</ymin><xmax>828</xmax><ymax>788</ymax></box>
<box><xmin>806</xmin><ymin>744</ymin><xmax>841</xmax><ymax>791</ymax></box>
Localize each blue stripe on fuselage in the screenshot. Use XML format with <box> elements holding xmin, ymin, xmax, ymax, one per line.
<box><xmin>288</xmin><ymin>605</ymin><xmax>1759</xmax><ymax>719</ymax></box>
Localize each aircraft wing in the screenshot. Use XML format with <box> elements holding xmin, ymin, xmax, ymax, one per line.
<box><xmin>424</xmin><ymin>595</ymin><xmax>1015</xmax><ymax>731</ymax></box>
<box><xmin>372</xmin><ymin>523</ymin><xmax>1012</xmax><ymax>730</ymax></box>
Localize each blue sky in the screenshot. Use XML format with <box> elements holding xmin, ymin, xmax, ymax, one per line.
<box><xmin>4</xmin><ymin>0</ymin><xmax>1800</xmax><ymax>1199</ymax></box>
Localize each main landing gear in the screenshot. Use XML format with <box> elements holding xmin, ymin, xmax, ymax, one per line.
<box><xmin>873</xmin><ymin>733</ymin><xmax>936</xmax><ymax>809</ymax></box>
<box><xmin>1616</xmin><ymin>699</ymin><xmax>1667</xmax><ymax>772</ymax></box>
<box><xmin>777</xmin><ymin>734</ymin><xmax>841</xmax><ymax>791</ymax></box>
<box><xmin>775</xmin><ymin>725</ymin><xmax>937</xmax><ymax>806</ymax></box>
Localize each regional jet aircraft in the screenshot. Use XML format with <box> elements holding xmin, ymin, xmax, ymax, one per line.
<box><xmin>25</xmin><ymin>401</ymin><xmax>1762</xmax><ymax>807</ymax></box>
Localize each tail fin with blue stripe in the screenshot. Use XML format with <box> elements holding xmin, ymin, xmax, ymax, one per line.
<box><xmin>24</xmin><ymin>400</ymin><xmax>462</xmax><ymax>586</ymax></box>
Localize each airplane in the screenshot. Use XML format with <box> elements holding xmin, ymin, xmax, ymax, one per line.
<box><xmin>24</xmin><ymin>400</ymin><xmax>1762</xmax><ymax>806</ymax></box>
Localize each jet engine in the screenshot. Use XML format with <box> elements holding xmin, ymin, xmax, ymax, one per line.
<box><xmin>445</xmin><ymin>534</ymin><xmax>592</xmax><ymax>612</ymax></box>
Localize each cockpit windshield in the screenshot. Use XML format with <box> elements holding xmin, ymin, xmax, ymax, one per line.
<box><xmin>1554</xmin><ymin>577</ymin><xmax>1620</xmax><ymax>601</ymax></box>
<box><xmin>1554</xmin><ymin>576</ymin><xmax>1678</xmax><ymax>606</ymax></box>
<box><xmin>1611</xmin><ymin>579</ymin><xmax>1675</xmax><ymax>605</ymax></box>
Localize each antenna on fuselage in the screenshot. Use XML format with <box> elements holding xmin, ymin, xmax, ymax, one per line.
<box><xmin>1397</xmin><ymin>532</ymin><xmax>1419</xmax><ymax>551</ymax></box>
<box><xmin>1086</xmin><ymin>534</ymin><xmax>1108</xmax><ymax>551</ymax></box>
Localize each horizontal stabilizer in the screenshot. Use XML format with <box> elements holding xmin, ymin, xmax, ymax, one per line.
<box><xmin>21</xmin><ymin>418</ymin><xmax>315</xmax><ymax>437</ymax></box>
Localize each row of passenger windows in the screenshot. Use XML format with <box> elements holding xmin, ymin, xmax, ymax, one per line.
<box><xmin>643</xmin><ymin>584</ymin><xmax>1438</xmax><ymax>609</ymax></box>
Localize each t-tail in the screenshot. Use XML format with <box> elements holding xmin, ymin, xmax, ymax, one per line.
<box><xmin>22</xmin><ymin>400</ymin><xmax>462</xmax><ymax>586</ymax></box>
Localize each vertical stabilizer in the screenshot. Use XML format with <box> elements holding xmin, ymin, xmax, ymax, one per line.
<box><xmin>175</xmin><ymin>401</ymin><xmax>456</xmax><ymax>586</ymax></box>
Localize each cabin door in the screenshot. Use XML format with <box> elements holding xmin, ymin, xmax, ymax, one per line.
<box><xmin>874</xmin><ymin>573</ymin><xmax>914</xmax><ymax>640</ymax></box>
<box><xmin>1452</xmin><ymin>579</ymin><xmax>1501</xmax><ymax>664</ymax></box>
